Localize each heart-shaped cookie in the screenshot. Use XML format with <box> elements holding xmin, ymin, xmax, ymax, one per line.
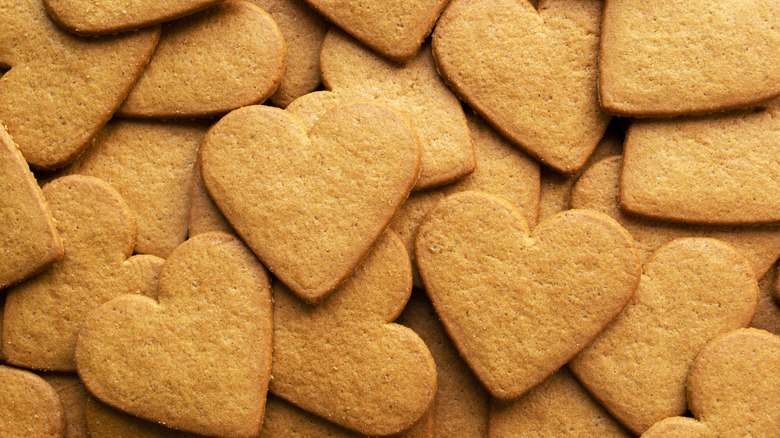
<box><xmin>270</xmin><ymin>231</ymin><xmax>437</xmax><ymax>436</ymax></box>
<box><xmin>200</xmin><ymin>103</ymin><xmax>420</xmax><ymax>302</ymax></box>
<box><xmin>76</xmin><ymin>232</ymin><xmax>273</xmax><ymax>438</ymax></box>
<box><xmin>415</xmin><ymin>191</ymin><xmax>641</xmax><ymax>400</ymax></box>
<box><xmin>86</xmin><ymin>397</ymin><xmax>200</xmax><ymax>438</ymax></box>
<box><xmin>569</xmin><ymin>238</ymin><xmax>758</xmax><ymax>434</ymax></box>
<box><xmin>643</xmin><ymin>328</ymin><xmax>780</xmax><ymax>437</ymax></box>
<box><xmin>0</xmin><ymin>0</ymin><xmax>159</xmax><ymax>170</ymax></box>
<box><xmin>117</xmin><ymin>0</ymin><xmax>285</xmax><ymax>119</ymax></box>
<box><xmin>43</xmin><ymin>374</ymin><xmax>89</xmax><ymax>438</ymax></box>
<box><xmin>600</xmin><ymin>1</ymin><xmax>780</xmax><ymax>116</ymax></box>
<box><xmin>432</xmin><ymin>0</ymin><xmax>611</xmax><ymax>174</ymax></box>
<box><xmin>0</xmin><ymin>365</ymin><xmax>64</xmax><ymax>437</ymax></box>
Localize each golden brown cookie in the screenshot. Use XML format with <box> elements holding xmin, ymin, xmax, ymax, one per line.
<box><xmin>0</xmin><ymin>365</ymin><xmax>64</xmax><ymax>438</ymax></box>
<box><xmin>620</xmin><ymin>104</ymin><xmax>780</xmax><ymax>225</ymax></box>
<box><xmin>571</xmin><ymin>156</ymin><xmax>780</xmax><ymax>279</ymax></box>
<box><xmin>42</xmin><ymin>374</ymin><xmax>88</xmax><ymax>438</ymax></box>
<box><xmin>259</xmin><ymin>395</ymin><xmax>361</xmax><ymax>438</ymax></box>
<box><xmin>64</xmin><ymin>120</ymin><xmax>206</xmax><ymax>258</ymax></box>
<box><xmin>750</xmin><ymin>263</ymin><xmax>780</xmax><ymax>336</ymax></box>
<box><xmin>319</xmin><ymin>29</ymin><xmax>475</xmax><ymax>190</ymax></box>
<box><xmin>117</xmin><ymin>0</ymin><xmax>285</xmax><ymax>119</ymax></box>
<box><xmin>432</xmin><ymin>0</ymin><xmax>610</xmax><ymax>175</ymax></box>
<box><xmin>304</xmin><ymin>0</ymin><xmax>448</xmax><ymax>62</ymax></box>
<box><xmin>188</xmin><ymin>158</ymin><xmax>233</xmax><ymax>238</ymax></box>
<box><xmin>85</xmin><ymin>397</ymin><xmax>201</xmax><ymax>438</ymax></box>
<box><xmin>0</xmin><ymin>0</ymin><xmax>159</xmax><ymax>170</ymax></box>
<box><xmin>0</xmin><ymin>124</ymin><xmax>62</xmax><ymax>290</ymax></box>
<box><xmin>569</xmin><ymin>238</ymin><xmax>757</xmax><ymax>434</ymax></box>
<box><xmin>489</xmin><ymin>369</ymin><xmax>630</xmax><ymax>437</ymax></box>
<box><xmin>600</xmin><ymin>1</ymin><xmax>780</xmax><ymax>117</ymax></box>
<box><xmin>200</xmin><ymin>103</ymin><xmax>420</xmax><ymax>302</ymax></box>
<box><xmin>76</xmin><ymin>232</ymin><xmax>273</xmax><ymax>438</ymax></box>
<box><xmin>270</xmin><ymin>231</ymin><xmax>437</xmax><ymax>436</ymax></box>
<box><xmin>43</xmin><ymin>0</ymin><xmax>221</xmax><ymax>35</ymax></box>
<box><xmin>415</xmin><ymin>191</ymin><xmax>640</xmax><ymax>400</ymax></box>
<box><xmin>643</xmin><ymin>328</ymin><xmax>780</xmax><ymax>437</ymax></box>
<box><xmin>2</xmin><ymin>176</ymin><xmax>165</xmax><ymax>371</ymax></box>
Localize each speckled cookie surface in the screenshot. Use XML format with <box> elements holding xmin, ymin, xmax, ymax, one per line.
<box><xmin>43</xmin><ymin>374</ymin><xmax>88</xmax><ymax>438</ymax></box>
<box><xmin>76</xmin><ymin>232</ymin><xmax>273</xmax><ymax>438</ymax></box>
<box><xmin>270</xmin><ymin>231</ymin><xmax>437</xmax><ymax>436</ymax></box>
<box><xmin>415</xmin><ymin>191</ymin><xmax>640</xmax><ymax>400</ymax></box>
<box><xmin>259</xmin><ymin>395</ymin><xmax>360</xmax><ymax>438</ymax></box>
<box><xmin>118</xmin><ymin>0</ymin><xmax>285</xmax><ymax>118</ymax></box>
<box><xmin>600</xmin><ymin>0</ymin><xmax>780</xmax><ymax>116</ymax></box>
<box><xmin>2</xmin><ymin>176</ymin><xmax>164</xmax><ymax>371</ymax></box>
<box><xmin>0</xmin><ymin>0</ymin><xmax>159</xmax><ymax>170</ymax></box>
<box><xmin>85</xmin><ymin>397</ymin><xmax>201</xmax><ymax>438</ymax></box>
<box><xmin>188</xmin><ymin>159</ymin><xmax>233</xmax><ymax>238</ymax></box>
<box><xmin>200</xmin><ymin>103</ymin><xmax>420</xmax><ymax>302</ymax></box>
<box><xmin>433</xmin><ymin>0</ymin><xmax>610</xmax><ymax>174</ymax></box>
<box><xmin>0</xmin><ymin>365</ymin><xmax>64</xmax><ymax>438</ymax></box>
<box><xmin>750</xmin><ymin>264</ymin><xmax>780</xmax><ymax>337</ymax></box>
<box><xmin>570</xmin><ymin>238</ymin><xmax>757</xmax><ymax>434</ymax></box>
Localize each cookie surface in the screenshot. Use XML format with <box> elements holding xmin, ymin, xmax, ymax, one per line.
<box><xmin>433</xmin><ymin>0</ymin><xmax>610</xmax><ymax>174</ymax></box>
<box><xmin>76</xmin><ymin>232</ymin><xmax>273</xmax><ymax>438</ymax></box>
<box><xmin>43</xmin><ymin>374</ymin><xmax>89</xmax><ymax>438</ymax></box>
<box><xmin>415</xmin><ymin>191</ymin><xmax>640</xmax><ymax>400</ymax></box>
<box><xmin>201</xmin><ymin>103</ymin><xmax>420</xmax><ymax>302</ymax></box>
<box><xmin>85</xmin><ymin>397</ymin><xmax>200</xmax><ymax>438</ymax></box>
<box><xmin>600</xmin><ymin>0</ymin><xmax>780</xmax><ymax>116</ymax></box>
<box><xmin>750</xmin><ymin>263</ymin><xmax>780</xmax><ymax>337</ymax></box>
<box><xmin>0</xmin><ymin>365</ymin><xmax>64</xmax><ymax>438</ymax></box>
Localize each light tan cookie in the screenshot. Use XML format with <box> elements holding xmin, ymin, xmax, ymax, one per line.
<box><xmin>620</xmin><ymin>104</ymin><xmax>780</xmax><ymax>225</ymax></box>
<box><xmin>415</xmin><ymin>191</ymin><xmax>640</xmax><ymax>400</ymax></box>
<box><xmin>85</xmin><ymin>397</ymin><xmax>201</xmax><ymax>438</ymax></box>
<box><xmin>572</xmin><ymin>156</ymin><xmax>780</xmax><ymax>279</ymax></box>
<box><xmin>643</xmin><ymin>328</ymin><xmax>780</xmax><ymax>437</ymax></box>
<box><xmin>188</xmin><ymin>158</ymin><xmax>233</xmax><ymax>238</ymax></box>
<box><xmin>569</xmin><ymin>238</ymin><xmax>757</xmax><ymax>434</ymax></box>
<box><xmin>600</xmin><ymin>1</ymin><xmax>780</xmax><ymax>117</ymax></box>
<box><xmin>260</xmin><ymin>395</ymin><xmax>361</xmax><ymax>438</ymax></box>
<box><xmin>432</xmin><ymin>0</ymin><xmax>610</xmax><ymax>174</ymax></box>
<box><xmin>750</xmin><ymin>263</ymin><xmax>780</xmax><ymax>336</ymax></box>
<box><xmin>200</xmin><ymin>103</ymin><xmax>420</xmax><ymax>302</ymax></box>
<box><xmin>304</xmin><ymin>0</ymin><xmax>448</xmax><ymax>62</ymax></box>
<box><xmin>2</xmin><ymin>176</ymin><xmax>164</xmax><ymax>371</ymax></box>
<box><xmin>0</xmin><ymin>124</ymin><xmax>62</xmax><ymax>289</ymax></box>
<box><xmin>43</xmin><ymin>0</ymin><xmax>221</xmax><ymax>35</ymax></box>
<box><xmin>489</xmin><ymin>368</ymin><xmax>630</xmax><ymax>438</ymax></box>
<box><xmin>397</xmin><ymin>290</ymin><xmax>490</xmax><ymax>437</ymax></box>
<box><xmin>270</xmin><ymin>231</ymin><xmax>437</xmax><ymax>436</ymax></box>
<box><xmin>42</xmin><ymin>374</ymin><xmax>88</xmax><ymax>438</ymax></box>
<box><xmin>76</xmin><ymin>232</ymin><xmax>273</xmax><ymax>438</ymax></box>
<box><xmin>0</xmin><ymin>0</ymin><xmax>159</xmax><ymax>170</ymax></box>
<box><xmin>64</xmin><ymin>120</ymin><xmax>206</xmax><ymax>258</ymax></box>
<box><xmin>252</xmin><ymin>0</ymin><xmax>329</xmax><ymax>107</ymax></box>
<box><xmin>319</xmin><ymin>30</ymin><xmax>475</xmax><ymax>190</ymax></box>
<box><xmin>117</xmin><ymin>0</ymin><xmax>285</xmax><ymax>119</ymax></box>
<box><xmin>0</xmin><ymin>365</ymin><xmax>64</xmax><ymax>437</ymax></box>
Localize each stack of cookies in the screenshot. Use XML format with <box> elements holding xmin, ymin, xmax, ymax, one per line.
<box><xmin>1</xmin><ymin>0</ymin><xmax>779</xmax><ymax>437</ymax></box>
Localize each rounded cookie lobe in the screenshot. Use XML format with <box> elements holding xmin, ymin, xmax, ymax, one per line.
<box><xmin>0</xmin><ymin>365</ymin><xmax>65</xmax><ymax>438</ymax></box>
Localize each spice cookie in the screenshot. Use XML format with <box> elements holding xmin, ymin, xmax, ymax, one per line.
<box><xmin>2</xmin><ymin>176</ymin><xmax>164</xmax><ymax>371</ymax></box>
<box><xmin>643</xmin><ymin>328</ymin><xmax>780</xmax><ymax>437</ymax></box>
<box><xmin>0</xmin><ymin>365</ymin><xmax>64</xmax><ymax>438</ymax></box>
<box><xmin>188</xmin><ymin>158</ymin><xmax>233</xmax><ymax>238</ymax></box>
<box><xmin>270</xmin><ymin>231</ymin><xmax>437</xmax><ymax>436</ymax></box>
<box><xmin>0</xmin><ymin>0</ymin><xmax>159</xmax><ymax>170</ymax></box>
<box><xmin>85</xmin><ymin>397</ymin><xmax>200</xmax><ymax>438</ymax></box>
<box><xmin>432</xmin><ymin>0</ymin><xmax>610</xmax><ymax>174</ymax></box>
<box><xmin>0</xmin><ymin>124</ymin><xmax>62</xmax><ymax>290</ymax></box>
<box><xmin>259</xmin><ymin>395</ymin><xmax>360</xmax><ymax>438</ymax></box>
<box><xmin>76</xmin><ymin>232</ymin><xmax>273</xmax><ymax>438</ymax></box>
<box><xmin>415</xmin><ymin>191</ymin><xmax>640</xmax><ymax>400</ymax></box>
<box><xmin>570</xmin><ymin>238</ymin><xmax>757</xmax><ymax>434</ymax></box>
<box><xmin>117</xmin><ymin>0</ymin><xmax>285</xmax><ymax>119</ymax></box>
<box><xmin>200</xmin><ymin>103</ymin><xmax>420</xmax><ymax>302</ymax></box>
<box><xmin>750</xmin><ymin>263</ymin><xmax>780</xmax><ymax>336</ymax></box>
<box><xmin>42</xmin><ymin>374</ymin><xmax>88</xmax><ymax>438</ymax></box>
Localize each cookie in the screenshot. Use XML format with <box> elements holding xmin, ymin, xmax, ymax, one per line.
<box><xmin>0</xmin><ymin>0</ymin><xmax>159</xmax><ymax>170</ymax></box>
<box><xmin>397</xmin><ymin>290</ymin><xmax>490</xmax><ymax>437</ymax></box>
<box><xmin>750</xmin><ymin>263</ymin><xmax>780</xmax><ymax>336</ymax></box>
<box><xmin>2</xmin><ymin>175</ymin><xmax>165</xmax><ymax>371</ymax></box>
<box><xmin>200</xmin><ymin>103</ymin><xmax>420</xmax><ymax>302</ymax></box>
<box><xmin>415</xmin><ymin>191</ymin><xmax>641</xmax><ymax>400</ymax></box>
<box><xmin>432</xmin><ymin>0</ymin><xmax>610</xmax><ymax>174</ymax></box>
<box><xmin>319</xmin><ymin>29</ymin><xmax>475</xmax><ymax>190</ymax></box>
<box><xmin>43</xmin><ymin>0</ymin><xmax>221</xmax><ymax>35</ymax></box>
<box><xmin>85</xmin><ymin>397</ymin><xmax>199</xmax><ymax>438</ymax></box>
<box><xmin>76</xmin><ymin>232</ymin><xmax>273</xmax><ymax>438</ymax></box>
<box><xmin>643</xmin><ymin>328</ymin><xmax>780</xmax><ymax>437</ymax></box>
<box><xmin>569</xmin><ymin>238</ymin><xmax>757</xmax><ymax>434</ymax></box>
<box><xmin>117</xmin><ymin>0</ymin><xmax>285</xmax><ymax>119</ymax></box>
<box><xmin>0</xmin><ymin>124</ymin><xmax>62</xmax><ymax>290</ymax></box>
<box><xmin>620</xmin><ymin>103</ymin><xmax>780</xmax><ymax>225</ymax></box>
<box><xmin>252</xmin><ymin>0</ymin><xmax>329</xmax><ymax>107</ymax></box>
<box><xmin>270</xmin><ymin>231</ymin><xmax>437</xmax><ymax>436</ymax></box>
<box><xmin>188</xmin><ymin>158</ymin><xmax>233</xmax><ymax>238</ymax></box>
<box><xmin>303</xmin><ymin>0</ymin><xmax>448</xmax><ymax>62</ymax></box>
<box><xmin>600</xmin><ymin>1</ymin><xmax>780</xmax><ymax>117</ymax></box>
<box><xmin>43</xmin><ymin>374</ymin><xmax>88</xmax><ymax>438</ymax></box>
<box><xmin>571</xmin><ymin>156</ymin><xmax>780</xmax><ymax>279</ymax></box>
<box><xmin>489</xmin><ymin>368</ymin><xmax>630</xmax><ymax>437</ymax></box>
<box><xmin>0</xmin><ymin>365</ymin><xmax>64</xmax><ymax>437</ymax></box>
